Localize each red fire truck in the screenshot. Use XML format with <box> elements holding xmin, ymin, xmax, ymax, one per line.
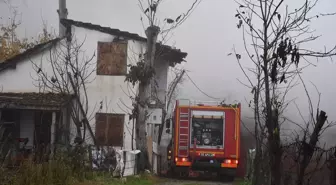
<box><xmin>166</xmin><ymin>99</ymin><xmax>241</xmax><ymax>180</ymax></box>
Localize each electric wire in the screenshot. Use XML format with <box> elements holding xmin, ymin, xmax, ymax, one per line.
<box><xmin>185</xmin><ymin>72</ymin><xmax>221</xmax><ymax>100</ymax></box>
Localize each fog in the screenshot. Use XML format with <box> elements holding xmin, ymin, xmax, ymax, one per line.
<box><xmin>1</xmin><ymin>0</ymin><xmax>336</xmax><ymax>146</ymax></box>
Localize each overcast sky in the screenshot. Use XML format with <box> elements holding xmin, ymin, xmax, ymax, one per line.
<box><xmin>1</xmin><ymin>0</ymin><xmax>336</xmax><ymax>143</ymax></box>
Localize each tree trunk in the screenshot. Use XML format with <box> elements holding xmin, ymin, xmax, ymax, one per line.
<box><xmin>136</xmin><ymin>85</ymin><xmax>150</xmax><ymax>171</ymax></box>
<box><xmin>269</xmin><ymin>110</ymin><xmax>281</xmax><ymax>185</ymax></box>
<box><xmin>252</xmin><ymin>135</ymin><xmax>262</xmax><ymax>185</ymax></box>
<box><xmin>252</xmin><ymin>85</ymin><xmax>262</xmax><ymax>185</ymax></box>
<box><xmin>296</xmin><ymin>110</ymin><xmax>327</xmax><ymax>185</ymax></box>
<box><xmin>136</xmin><ymin>26</ymin><xmax>160</xmax><ymax>172</ymax></box>
<box><xmin>262</xmin><ymin>14</ymin><xmax>282</xmax><ymax>184</ymax></box>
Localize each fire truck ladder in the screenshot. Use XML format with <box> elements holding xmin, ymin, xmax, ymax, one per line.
<box><xmin>178</xmin><ymin>110</ymin><xmax>190</xmax><ymax>157</ymax></box>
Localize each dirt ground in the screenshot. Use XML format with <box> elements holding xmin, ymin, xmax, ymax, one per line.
<box><xmin>158</xmin><ymin>177</ymin><xmax>235</xmax><ymax>185</ymax></box>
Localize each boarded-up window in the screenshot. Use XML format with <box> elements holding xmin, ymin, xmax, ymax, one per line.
<box><xmin>97</xmin><ymin>41</ymin><xmax>127</xmax><ymax>76</ymax></box>
<box><xmin>95</xmin><ymin>113</ymin><xmax>124</xmax><ymax>146</ymax></box>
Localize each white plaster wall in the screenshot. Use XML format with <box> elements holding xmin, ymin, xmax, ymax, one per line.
<box><xmin>68</xmin><ymin>26</ymin><xmax>145</xmax><ymax>150</ymax></box>
<box><xmin>0</xmin><ymin>27</ymin><xmax>142</xmax><ymax>150</ymax></box>
<box><xmin>68</xmin><ymin>27</ymin><xmax>173</xmax><ymax>167</ymax></box>
<box><xmin>0</xmin><ymin>45</ymin><xmax>58</xmax><ymax>93</ymax></box>
<box><xmin>0</xmin><ymin>25</ymin><xmax>172</xmax><ymax>154</ymax></box>
<box><xmin>154</xmin><ymin>59</ymin><xmax>169</xmax><ymax>104</ymax></box>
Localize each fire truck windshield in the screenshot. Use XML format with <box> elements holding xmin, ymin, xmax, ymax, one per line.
<box><xmin>190</xmin><ymin>117</ymin><xmax>224</xmax><ymax>149</ymax></box>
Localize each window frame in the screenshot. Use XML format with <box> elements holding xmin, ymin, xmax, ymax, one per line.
<box><xmin>95</xmin><ymin>112</ymin><xmax>125</xmax><ymax>147</ymax></box>
<box><xmin>96</xmin><ymin>41</ymin><xmax>128</xmax><ymax>76</ymax></box>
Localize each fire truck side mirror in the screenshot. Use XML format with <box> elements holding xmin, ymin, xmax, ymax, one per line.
<box><xmin>165</xmin><ymin>119</ymin><xmax>171</xmax><ymax>129</ymax></box>
<box><xmin>166</xmin><ymin>128</ymin><xmax>170</xmax><ymax>134</ymax></box>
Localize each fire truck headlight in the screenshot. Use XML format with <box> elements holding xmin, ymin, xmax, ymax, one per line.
<box><xmin>182</xmin><ymin>158</ymin><xmax>188</xmax><ymax>162</ymax></box>
<box><xmin>168</xmin><ymin>150</ymin><xmax>171</xmax><ymax>154</ymax></box>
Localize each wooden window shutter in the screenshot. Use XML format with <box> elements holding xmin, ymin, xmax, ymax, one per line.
<box><xmin>107</xmin><ymin>114</ymin><xmax>124</xmax><ymax>146</ymax></box>
<box><xmin>95</xmin><ymin>113</ymin><xmax>107</xmax><ymax>146</ymax></box>
<box><xmin>97</xmin><ymin>41</ymin><xmax>128</xmax><ymax>76</ymax></box>
<box><xmin>95</xmin><ymin>113</ymin><xmax>124</xmax><ymax>146</ymax></box>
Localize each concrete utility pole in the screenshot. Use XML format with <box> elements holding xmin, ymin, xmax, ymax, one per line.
<box><xmin>58</xmin><ymin>0</ymin><xmax>68</xmax><ymax>37</ymax></box>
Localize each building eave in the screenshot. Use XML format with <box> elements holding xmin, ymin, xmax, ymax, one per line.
<box><xmin>0</xmin><ymin>38</ymin><xmax>62</xmax><ymax>73</ymax></box>
<box><xmin>60</xmin><ymin>19</ymin><xmax>188</xmax><ymax>66</ymax></box>
<box><xmin>0</xmin><ymin>92</ymin><xmax>74</xmax><ymax>110</ymax></box>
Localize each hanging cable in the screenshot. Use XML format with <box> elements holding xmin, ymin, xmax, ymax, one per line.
<box><xmin>185</xmin><ymin>72</ymin><xmax>221</xmax><ymax>100</ymax></box>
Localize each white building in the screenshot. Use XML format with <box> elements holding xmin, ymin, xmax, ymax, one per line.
<box><xmin>0</xmin><ymin>18</ymin><xmax>187</xmax><ymax>174</ymax></box>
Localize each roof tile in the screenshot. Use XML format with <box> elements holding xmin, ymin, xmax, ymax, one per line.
<box><xmin>0</xmin><ymin>92</ymin><xmax>73</xmax><ymax>108</ymax></box>
<box><xmin>61</xmin><ymin>19</ymin><xmax>187</xmax><ymax>65</ymax></box>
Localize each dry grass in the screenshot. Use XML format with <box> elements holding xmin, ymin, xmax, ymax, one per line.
<box><xmin>0</xmin><ymin>142</ymin><xmax>160</xmax><ymax>185</ymax></box>
<box><xmin>0</xmin><ymin>161</ymin><xmax>161</xmax><ymax>185</ymax></box>
<box><xmin>0</xmin><ymin>147</ymin><xmax>98</xmax><ymax>185</ymax></box>
<box><xmin>72</xmin><ymin>174</ymin><xmax>163</xmax><ymax>185</ymax></box>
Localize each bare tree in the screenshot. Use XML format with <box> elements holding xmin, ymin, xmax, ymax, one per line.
<box><xmin>279</xmin><ymin>78</ymin><xmax>335</xmax><ymax>185</ymax></box>
<box><xmin>124</xmin><ymin>0</ymin><xmax>201</xmax><ymax>171</ymax></box>
<box><xmin>232</xmin><ymin>0</ymin><xmax>336</xmax><ymax>184</ymax></box>
<box><xmin>31</xmin><ymin>35</ymin><xmax>99</xmax><ymax>147</ymax></box>
<box><xmin>158</xmin><ymin>68</ymin><xmax>185</xmax><ymax>145</ymax></box>
<box><xmin>0</xmin><ymin>0</ymin><xmax>54</xmax><ymax>62</ymax></box>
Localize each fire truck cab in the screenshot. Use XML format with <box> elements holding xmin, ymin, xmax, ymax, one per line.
<box><xmin>166</xmin><ymin>99</ymin><xmax>241</xmax><ymax>180</ymax></box>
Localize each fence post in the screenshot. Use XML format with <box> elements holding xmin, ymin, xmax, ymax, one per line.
<box><xmin>152</xmin><ymin>151</ymin><xmax>154</xmax><ymax>173</ymax></box>
<box><xmin>122</xmin><ymin>151</ymin><xmax>126</xmax><ymax>176</ymax></box>
<box><xmin>332</xmin><ymin>159</ymin><xmax>336</xmax><ymax>185</ymax></box>
<box><xmin>88</xmin><ymin>145</ymin><xmax>93</xmax><ymax>169</ymax></box>
<box><xmin>136</xmin><ymin>153</ymin><xmax>140</xmax><ymax>175</ymax></box>
<box><xmin>159</xmin><ymin>154</ymin><xmax>162</xmax><ymax>176</ymax></box>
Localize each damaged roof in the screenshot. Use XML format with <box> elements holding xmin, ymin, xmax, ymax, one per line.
<box><xmin>0</xmin><ymin>92</ymin><xmax>73</xmax><ymax>109</ymax></box>
<box><xmin>0</xmin><ymin>38</ymin><xmax>61</xmax><ymax>72</ymax></box>
<box><xmin>61</xmin><ymin>19</ymin><xmax>188</xmax><ymax>66</ymax></box>
<box><xmin>0</xmin><ymin>19</ymin><xmax>187</xmax><ymax>73</ymax></box>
